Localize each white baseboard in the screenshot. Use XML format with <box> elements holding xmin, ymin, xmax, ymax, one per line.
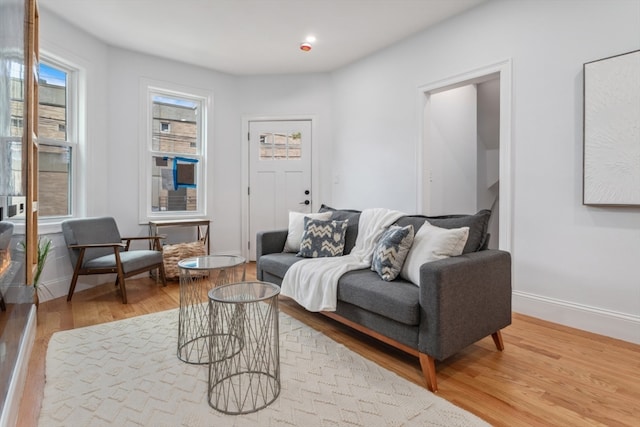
<box><xmin>0</xmin><ymin>305</ymin><xmax>36</xmax><ymax>427</ymax></box>
<box><xmin>513</xmin><ymin>291</ymin><xmax>640</xmax><ymax>345</ymax></box>
<box><xmin>37</xmin><ymin>278</ymin><xmax>74</xmax><ymax>303</ymax></box>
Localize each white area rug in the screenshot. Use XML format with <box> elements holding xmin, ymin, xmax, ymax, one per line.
<box><xmin>39</xmin><ymin>308</ymin><xmax>490</xmax><ymax>427</ymax></box>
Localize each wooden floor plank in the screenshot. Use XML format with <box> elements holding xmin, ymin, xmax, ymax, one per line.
<box><xmin>15</xmin><ymin>263</ymin><xmax>640</xmax><ymax>427</ymax></box>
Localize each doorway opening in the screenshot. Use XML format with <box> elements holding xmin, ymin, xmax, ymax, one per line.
<box><xmin>418</xmin><ymin>60</ymin><xmax>512</xmax><ymax>251</ymax></box>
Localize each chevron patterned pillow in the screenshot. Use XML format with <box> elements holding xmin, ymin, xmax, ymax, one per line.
<box><xmin>298</xmin><ymin>218</ymin><xmax>348</xmax><ymax>258</ymax></box>
<box><xmin>371</xmin><ymin>225</ymin><xmax>415</xmax><ymax>281</ymax></box>
<box><xmin>283</xmin><ymin>211</ymin><xmax>332</xmax><ymax>252</ymax></box>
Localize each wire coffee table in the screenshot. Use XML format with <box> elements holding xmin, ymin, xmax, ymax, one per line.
<box><xmin>207</xmin><ymin>281</ymin><xmax>281</xmax><ymax>414</ymax></box>
<box><xmin>177</xmin><ymin>255</ymin><xmax>246</xmax><ymax>364</ymax></box>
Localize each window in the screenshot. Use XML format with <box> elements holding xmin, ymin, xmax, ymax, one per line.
<box><xmin>37</xmin><ymin>60</ymin><xmax>77</xmax><ymax>218</ymax></box>
<box><xmin>6</xmin><ymin>57</ymin><xmax>78</xmax><ymax>221</ymax></box>
<box><xmin>259</xmin><ymin>131</ymin><xmax>301</xmax><ymax>160</ymax></box>
<box><xmin>142</xmin><ymin>85</ymin><xmax>207</xmax><ymax>220</ymax></box>
<box><xmin>11</xmin><ymin>117</ymin><xmax>23</xmax><ymax>128</ymax></box>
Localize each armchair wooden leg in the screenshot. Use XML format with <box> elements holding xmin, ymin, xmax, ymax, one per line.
<box><xmin>113</xmin><ymin>249</ymin><xmax>128</xmax><ymax>304</ymax></box>
<box><xmin>119</xmin><ymin>275</ymin><xmax>127</xmax><ymax>304</ymax></box>
<box><xmin>419</xmin><ymin>353</ymin><xmax>438</xmax><ymax>393</ymax></box>
<box><xmin>67</xmin><ymin>273</ymin><xmax>80</xmax><ymax>301</ymax></box>
<box><xmin>491</xmin><ymin>330</ymin><xmax>505</xmax><ymax>351</ymax></box>
<box><xmin>67</xmin><ymin>249</ymin><xmax>85</xmax><ymax>302</ymax></box>
<box><xmin>158</xmin><ymin>264</ymin><xmax>167</xmax><ymax>287</ymax></box>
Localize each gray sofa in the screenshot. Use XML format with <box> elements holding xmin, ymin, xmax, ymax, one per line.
<box><xmin>257</xmin><ymin>206</ymin><xmax>512</xmax><ymax>392</ymax></box>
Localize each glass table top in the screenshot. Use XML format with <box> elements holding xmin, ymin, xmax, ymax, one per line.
<box><xmin>208</xmin><ymin>281</ymin><xmax>280</xmax><ymax>303</ymax></box>
<box><xmin>178</xmin><ymin>255</ymin><xmax>245</xmax><ymax>270</ymax></box>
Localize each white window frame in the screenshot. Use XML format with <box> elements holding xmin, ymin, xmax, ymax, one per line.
<box><xmin>37</xmin><ymin>56</ymin><xmax>79</xmax><ymax>221</ymax></box>
<box><xmin>139</xmin><ymin>79</ymin><xmax>210</xmax><ymax>223</ymax></box>
<box><xmin>11</xmin><ymin>53</ymin><xmax>83</xmax><ymax>235</ymax></box>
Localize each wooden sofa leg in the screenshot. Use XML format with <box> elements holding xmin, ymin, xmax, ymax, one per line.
<box><xmin>491</xmin><ymin>330</ymin><xmax>505</xmax><ymax>351</ymax></box>
<box><xmin>419</xmin><ymin>353</ymin><xmax>438</xmax><ymax>393</ymax></box>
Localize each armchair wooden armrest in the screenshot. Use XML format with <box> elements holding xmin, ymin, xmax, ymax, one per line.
<box><xmin>121</xmin><ymin>235</ymin><xmax>166</xmax><ymax>251</ymax></box>
<box><xmin>68</xmin><ymin>242</ymin><xmax>126</xmax><ymax>249</ymax></box>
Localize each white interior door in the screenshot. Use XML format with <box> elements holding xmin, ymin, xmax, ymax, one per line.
<box><xmin>248</xmin><ymin>120</ymin><xmax>312</xmax><ymax>260</ymax></box>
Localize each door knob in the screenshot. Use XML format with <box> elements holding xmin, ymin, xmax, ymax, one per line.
<box><xmin>299</xmin><ymin>200</ymin><xmax>310</xmax><ymax>205</ymax></box>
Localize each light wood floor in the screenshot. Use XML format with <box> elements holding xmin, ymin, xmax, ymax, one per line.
<box><xmin>17</xmin><ymin>263</ymin><xmax>640</xmax><ymax>426</ymax></box>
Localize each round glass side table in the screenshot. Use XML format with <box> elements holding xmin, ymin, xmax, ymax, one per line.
<box><xmin>177</xmin><ymin>255</ymin><xmax>246</xmax><ymax>364</ymax></box>
<box><xmin>207</xmin><ymin>281</ymin><xmax>281</xmax><ymax>415</ymax></box>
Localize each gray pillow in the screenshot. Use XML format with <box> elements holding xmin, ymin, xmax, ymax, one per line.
<box><xmin>298</xmin><ymin>218</ymin><xmax>348</xmax><ymax>258</ymax></box>
<box><xmin>395</xmin><ymin>209</ymin><xmax>491</xmax><ymax>254</ymax></box>
<box><xmin>371</xmin><ymin>225</ymin><xmax>415</xmax><ymax>281</ymax></box>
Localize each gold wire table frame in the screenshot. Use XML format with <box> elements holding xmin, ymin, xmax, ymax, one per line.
<box><xmin>207</xmin><ymin>281</ymin><xmax>281</xmax><ymax>415</ymax></box>
<box><xmin>177</xmin><ymin>255</ymin><xmax>246</xmax><ymax>364</ymax></box>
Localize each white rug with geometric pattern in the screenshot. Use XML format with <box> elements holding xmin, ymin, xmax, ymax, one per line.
<box><xmin>39</xmin><ymin>308</ymin><xmax>490</xmax><ymax>427</ymax></box>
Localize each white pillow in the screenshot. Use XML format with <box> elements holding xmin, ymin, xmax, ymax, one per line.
<box><xmin>283</xmin><ymin>211</ymin><xmax>332</xmax><ymax>252</ymax></box>
<box><xmin>399</xmin><ymin>222</ymin><xmax>469</xmax><ymax>286</ymax></box>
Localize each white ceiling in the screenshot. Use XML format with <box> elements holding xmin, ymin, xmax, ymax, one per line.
<box><xmin>39</xmin><ymin>0</ymin><xmax>486</xmax><ymax>76</ymax></box>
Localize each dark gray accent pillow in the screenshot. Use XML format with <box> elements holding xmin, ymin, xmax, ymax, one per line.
<box><xmin>319</xmin><ymin>204</ymin><xmax>361</xmax><ymax>254</ymax></box>
<box><xmin>371</xmin><ymin>225</ymin><xmax>415</xmax><ymax>281</ymax></box>
<box><xmin>394</xmin><ymin>209</ymin><xmax>491</xmax><ymax>254</ymax></box>
<box><xmin>298</xmin><ymin>218</ymin><xmax>348</xmax><ymax>258</ymax></box>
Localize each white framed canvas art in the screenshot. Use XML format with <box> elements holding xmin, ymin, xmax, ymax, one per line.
<box><xmin>583</xmin><ymin>50</ymin><xmax>640</xmax><ymax>206</ymax></box>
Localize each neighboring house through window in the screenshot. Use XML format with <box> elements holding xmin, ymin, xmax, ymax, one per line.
<box><xmin>38</xmin><ymin>60</ymin><xmax>77</xmax><ymax>218</ymax></box>
<box><xmin>140</xmin><ymin>81</ymin><xmax>208</xmax><ymax>222</ymax></box>
<box><xmin>7</xmin><ymin>56</ymin><xmax>79</xmax><ymax>222</ymax></box>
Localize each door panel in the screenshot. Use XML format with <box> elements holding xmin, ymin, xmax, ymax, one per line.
<box><xmin>249</xmin><ymin>120</ymin><xmax>312</xmax><ymax>260</ymax></box>
<box><xmin>284</xmin><ymin>171</ymin><xmax>308</xmax><ymax>211</ymax></box>
<box><xmin>252</xmin><ymin>171</ymin><xmax>277</xmax><ymax>245</ymax></box>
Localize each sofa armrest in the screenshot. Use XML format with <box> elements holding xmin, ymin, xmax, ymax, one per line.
<box><xmin>256</xmin><ymin>229</ymin><xmax>288</xmax><ymax>281</ymax></box>
<box><xmin>256</xmin><ymin>229</ymin><xmax>288</xmax><ymax>258</ymax></box>
<box><xmin>417</xmin><ymin>249</ymin><xmax>512</xmax><ymax>360</ymax></box>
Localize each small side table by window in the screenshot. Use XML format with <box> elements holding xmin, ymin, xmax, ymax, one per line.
<box><xmin>177</xmin><ymin>255</ymin><xmax>245</xmax><ymax>364</ymax></box>
<box><xmin>208</xmin><ymin>281</ymin><xmax>281</xmax><ymax>414</ymax></box>
<box><xmin>148</xmin><ymin>219</ymin><xmax>211</xmax><ymax>254</ymax></box>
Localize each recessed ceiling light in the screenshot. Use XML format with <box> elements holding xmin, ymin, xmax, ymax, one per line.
<box><xmin>305</xmin><ymin>35</ymin><xmax>316</xmax><ymax>43</ymax></box>
<box><xmin>300</xmin><ymin>42</ymin><xmax>312</xmax><ymax>52</ymax></box>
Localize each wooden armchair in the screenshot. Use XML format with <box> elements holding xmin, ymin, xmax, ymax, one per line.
<box><xmin>61</xmin><ymin>217</ymin><xmax>167</xmax><ymax>304</ymax></box>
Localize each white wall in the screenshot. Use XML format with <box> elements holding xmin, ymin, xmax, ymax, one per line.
<box><xmin>105</xmin><ymin>48</ymin><xmax>241</xmax><ymax>252</ymax></box>
<box><xmin>428</xmin><ymin>84</ymin><xmax>478</xmax><ymax>215</ymax></box>
<box><xmin>330</xmin><ymin>0</ymin><xmax>640</xmax><ymax>343</ymax></box>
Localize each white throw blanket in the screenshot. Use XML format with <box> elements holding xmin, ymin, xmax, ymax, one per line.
<box><xmin>281</xmin><ymin>208</ymin><xmax>405</xmax><ymax>311</ymax></box>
